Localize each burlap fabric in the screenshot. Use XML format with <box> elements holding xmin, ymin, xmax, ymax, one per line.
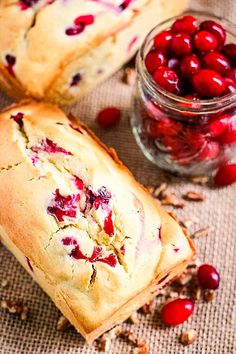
<box><xmin>0</xmin><ymin>1</ymin><xmax>236</xmax><ymax>353</ymax></box>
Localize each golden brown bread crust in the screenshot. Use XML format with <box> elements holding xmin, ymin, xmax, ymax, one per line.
<box><xmin>0</xmin><ymin>101</ymin><xmax>195</xmax><ymax>343</ymax></box>
<box><xmin>0</xmin><ymin>0</ymin><xmax>188</xmax><ymax>105</ymax></box>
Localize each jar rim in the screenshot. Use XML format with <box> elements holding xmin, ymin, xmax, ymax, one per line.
<box><xmin>138</xmin><ymin>10</ymin><xmax>236</xmax><ymax>115</ymax></box>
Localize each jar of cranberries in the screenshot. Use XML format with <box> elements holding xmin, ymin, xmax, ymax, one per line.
<box><xmin>131</xmin><ymin>12</ymin><xmax>236</xmax><ymax>176</ymax></box>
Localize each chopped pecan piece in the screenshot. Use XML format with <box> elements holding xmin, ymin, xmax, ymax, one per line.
<box><xmin>192</xmin><ymin>287</ymin><xmax>202</xmax><ymax>301</ymax></box>
<box><xmin>191</xmin><ymin>176</ymin><xmax>209</xmax><ymax>185</ymax></box>
<box><xmin>180</xmin><ymin>329</ymin><xmax>198</xmax><ymax>345</ymax></box>
<box><xmin>153</xmin><ymin>182</ymin><xmax>168</xmax><ymax>199</ymax></box>
<box><xmin>56</xmin><ymin>315</ymin><xmax>71</xmax><ymax>331</ymax></box>
<box><xmin>160</xmin><ymin>193</ymin><xmax>185</xmax><ymax>208</ymax></box>
<box><xmin>203</xmin><ymin>289</ymin><xmax>216</xmax><ymax>302</ymax></box>
<box><xmin>141</xmin><ymin>299</ymin><xmax>155</xmax><ymax>314</ymax></box>
<box><xmin>183</xmin><ymin>191</ymin><xmax>205</xmax><ymax>202</ymax></box>
<box><xmin>1</xmin><ymin>300</ymin><xmax>23</xmax><ymax>314</ymax></box>
<box><xmin>122</xmin><ymin>68</ymin><xmax>136</xmax><ymax>85</ymax></box>
<box><xmin>0</xmin><ymin>279</ymin><xmax>8</xmax><ymax>288</ymax></box>
<box><xmin>191</xmin><ymin>227</ymin><xmax>210</xmax><ymax>239</ymax></box>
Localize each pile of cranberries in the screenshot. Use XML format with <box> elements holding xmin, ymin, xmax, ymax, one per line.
<box><xmin>131</xmin><ymin>14</ymin><xmax>236</xmax><ymax>182</ymax></box>
<box><xmin>145</xmin><ymin>15</ymin><xmax>236</xmax><ymax>98</ymax></box>
<box><xmin>161</xmin><ymin>263</ymin><xmax>220</xmax><ymax>326</ymax></box>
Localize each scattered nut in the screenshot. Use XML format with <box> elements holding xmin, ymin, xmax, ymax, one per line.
<box><xmin>191</xmin><ymin>227</ymin><xmax>210</xmax><ymax>239</ymax></box>
<box><xmin>153</xmin><ymin>182</ymin><xmax>168</xmax><ymax>199</ymax></box>
<box><xmin>56</xmin><ymin>315</ymin><xmax>71</xmax><ymax>331</ymax></box>
<box><xmin>121</xmin><ymin>331</ymin><xmax>149</xmax><ymax>353</ymax></box>
<box><xmin>20</xmin><ymin>305</ymin><xmax>29</xmax><ymax>321</ymax></box>
<box><xmin>98</xmin><ymin>338</ymin><xmax>111</xmax><ymax>352</ymax></box>
<box><xmin>183</xmin><ymin>191</ymin><xmax>205</xmax><ymax>202</ymax></box>
<box><xmin>98</xmin><ymin>326</ymin><xmax>122</xmax><ymax>351</ymax></box>
<box><xmin>177</xmin><ymin>273</ymin><xmax>193</xmax><ymax>286</ymax></box>
<box><xmin>122</xmin><ymin>67</ymin><xmax>136</xmax><ymax>86</ymax></box>
<box><xmin>133</xmin><ymin>342</ymin><xmax>149</xmax><ymax>354</ymax></box>
<box><xmin>1</xmin><ymin>279</ymin><xmax>8</xmax><ymax>288</ymax></box>
<box><xmin>180</xmin><ymin>329</ymin><xmax>198</xmax><ymax>345</ymax></box>
<box><xmin>121</xmin><ymin>330</ymin><xmax>138</xmax><ymax>345</ymax></box>
<box><xmin>129</xmin><ymin>311</ymin><xmax>139</xmax><ymax>324</ymax></box>
<box><xmin>141</xmin><ymin>299</ymin><xmax>155</xmax><ymax>314</ymax></box>
<box><xmin>161</xmin><ymin>193</ymin><xmax>185</xmax><ymax>208</ymax></box>
<box><xmin>187</xmin><ymin>262</ymin><xmax>197</xmax><ymax>270</ymax></box>
<box><xmin>158</xmin><ymin>288</ymin><xmax>169</xmax><ymax>297</ymax></box>
<box><xmin>1</xmin><ymin>300</ymin><xmax>24</xmax><ymax>314</ymax></box>
<box><xmin>203</xmin><ymin>289</ymin><xmax>216</xmax><ymax>302</ymax></box>
<box><xmin>192</xmin><ymin>287</ymin><xmax>202</xmax><ymax>301</ymax></box>
<box><xmin>191</xmin><ymin>176</ymin><xmax>209</xmax><ymax>185</ymax></box>
<box><xmin>169</xmin><ymin>291</ymin><xmax>179</xmax><ymax>298</ymax></box>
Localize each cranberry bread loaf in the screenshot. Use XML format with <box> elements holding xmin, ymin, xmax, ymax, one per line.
<box><xmin>0</xmin><ymin>101</ymin><xmax>195</xmax><ymax>343</ymax></box>
<box><xmin>0</xmin><ymin>0</ymin><xmax>188</xmax><ymax>105</ymax></box>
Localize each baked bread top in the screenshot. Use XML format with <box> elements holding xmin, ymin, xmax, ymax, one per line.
<box><xmin>0</xmin><ymin>101</ymin><xmax>194</xmax><ymax>335</ymax></box>
<box><xmin>0</xmin><ymin>0</ymin><xmax>151</xmax><ymax>97</ymax></box>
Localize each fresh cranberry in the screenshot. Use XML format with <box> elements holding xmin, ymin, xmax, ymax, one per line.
<box><xmin>96</xmin><ymin>107</ymin><xmax>121</xmax><ymax>129</ymax></box>
<box><xmin>162</xmin><ymin>134</ymin><xmax>184</xmax><ymax>153</ymax></box>
<box><xmin>153</xmin><ymin>67</ymin><xmax>181</xmax><ymax>95</ymax></box>
<box><xmin>194</xmin><ymin>31</ymin><xmax>217</xmax><ymax>52</ymax></box>
<box><xmin>209</xmin><ymin>114</ymin><xmax>229</xmax><ymax>137</ymax></box>
<box><xmin>219</xmin><ymin>123</ymin><xmax>236</xmax><ymax>144</ymax></box>
<box><xmin>158</xmin><ymin>117</ymin><xmax>182</xmax><ymax>135</ymax></box>
<box><xmin>171</xmin><ymin>15</ymin><xmax>199</xmax><ymax>35</ymax></box>
<box><xmin>214</xmin><ymin>163</ymin><xmax>236</xmax><ymax>186</ymax></box>
<box><xmin>180</xmin><ymin>94</ymin><xmax>200</xmax><ymax>116</ymax></box>
<box><xmin>161</xmin><ymin>298</ymin><xmax>194</xmax><ymax>325</ymax></box>
<box><xmin>222</xmin><ymin>44</ymin><xmax>236</xmax><ymax>66</ymax></box>
<box><xmin>71</xmin><ymin>73</ymin><xmax>81</xmax><ymax>86</ymax></box>
<box><xmin>225</xmin><ymin>68</ymin><xmax>236</xmax><ymax>82</ymax></box>
<box><xmin>200</xmin><ymin>20</ymin><xmax>226</xmax><ymax>48</ymax></box>
<box><xmin>183</xmin><ymin>93</ymin><xmax>200</xmax><ymax>100</ymax></box>
<box><xmin>145</xmin><ymin>50</ymin><xmax>167</xmax><ymax>74</ymax></box>
<box><xmin>180</xmin><ymin>54</ymin><xmax>200</xmax><ymax>78</ymax></box>
<box><xmin>224</xmin><ymin>78</ymin><xmax>236</xmax><ymax>94</ymax></box>
<box><xmin>167</xmin><ymin>58</ymin><xmax>180</xmax><ymax>71</ymax></box>
<box><xmin>185</xmin><ymin>129</ymin><xmax>206</xmax><ymax>150</ymax></box>
<box><xmin>197</xmin><ymin>264</ymin><xmax>220</xmax><ymax>289</ymax></box>
<box><xmin>153</xmin><ymin>30</ymin><xmax>173</xmax><ymax>53</ymax></box>
<box><xmin>142</xmin><ymin>119</ymin><xmax>160</xmax><ymax>138</ymax></box>
<box><xmin>171</xmin><ymin>33</ymin><xmax>192</xmax><ymax>57</ymax></box>
<box><xmin>192</xmin><ymin>69</ymin><xmax>226</xmax><ymax>97</ymax></box>
<box><xmin>202</xmin><ymin>51</ymin><xmax>231</xmax><ymax>75</ymax></box>
<box><xmin>66</xmin><ymin>15</ymin><xmax>94</xmax><ymax>36</ymax></box>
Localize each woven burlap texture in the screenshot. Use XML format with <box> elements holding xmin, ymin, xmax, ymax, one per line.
<box><xmin>0</xmin><ymin>1</ymin><xmax>236</xmax><ymax>353</ymax></box>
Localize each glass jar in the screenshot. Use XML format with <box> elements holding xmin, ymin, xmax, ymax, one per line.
<box><xmin>130</xmin><ymin>12</ymin><xmax>236</xmax><ymax>176</ymax></box>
